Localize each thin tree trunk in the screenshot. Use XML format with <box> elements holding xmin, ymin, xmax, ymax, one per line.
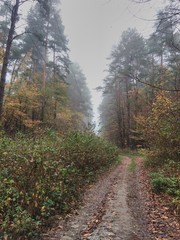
<box><xmin>41</xmin><ymin>9</ymin><xmax>50</xmax><ymax>122</ymax></box>
<box><xmin>121</xmin><ymin>106</ymin><xmax>126</xmax><ymax>148</ymax></box>
<box><xmin>0</xmin><ymin>0</ymin><xmax>20</xmax><ymax>119</ymax></box>
<box><xmin>125</xmin><ymin>78</ymin><xmax>130</xmax><ymax>148</ymax></box>
<box><xmin>8</xmin><ymin>59</ymin><xmax>18</xmax><ymax>95</ymax></box>
<box><xmin>32</xmin><ymin>60</ymin><xmax>37</xmax><ymax>122</ymax></box>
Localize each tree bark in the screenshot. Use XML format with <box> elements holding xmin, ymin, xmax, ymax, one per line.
<box><xmin>0</xmin><ymin>0</ymin><xmax>20</xmax><ymax>119</ymax></box>
<box><xmin>125</xmin><ymin>78</ymin><xmax>131</xmax><ymax>147</ymax></box>
<box><xmin>41</xmin><ymin>4</ymin><xmax>50</xmax><ymax>122</ymax></box>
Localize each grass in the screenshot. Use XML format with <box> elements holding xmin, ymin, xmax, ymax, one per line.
<box><xmin>121</xmin><ymin>149</ymin><xmax>144</xmax><ymax>159</ymax></box>
<box><xmin>128</xmin><ymin>159</ymin><xmax>137</xmax><ymax>172</ymax></box>
<box><xmin>115</xmin><ymin>155</ymin><xmax>124</xmax><ymax>165</ymax></box>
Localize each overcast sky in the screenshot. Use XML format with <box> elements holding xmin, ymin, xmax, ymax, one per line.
<box><xmin>60</xmin><ymin>0</ymin><xmax>167</xmax><ymax>125</ymax></box>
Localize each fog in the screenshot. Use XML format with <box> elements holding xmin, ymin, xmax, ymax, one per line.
<box><xmin>60</xmin><ymin>0</ymin><xmax>166</xmax><ymax>125</ymax></box>
<box><xmin>14</xmin><ymin>0</ymin><xmax>167</xmax><ymax>126</ymax></box>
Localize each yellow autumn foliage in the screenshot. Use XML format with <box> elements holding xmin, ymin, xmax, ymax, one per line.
<box><xmin>3</xmin><ymin>79</ymin><xmax>42</xmax><ymax>131</ymax></box>
<box><xmin>135</xmin><ymin>91</ymin><xmax>180</xmax><ymax>164</ymax></box>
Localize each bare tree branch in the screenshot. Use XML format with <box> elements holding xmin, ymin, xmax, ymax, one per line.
<box><xmin>12</xmin><ymin>31</ymin><xmax>30</xmax><ymax>40</ymax></box>
<box><xmin>127</xmin><ymin>74</ymin><xmax>180</xmax><ymax>92</ymax></box>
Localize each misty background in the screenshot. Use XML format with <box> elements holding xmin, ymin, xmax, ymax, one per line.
<box><xmin>60</xmin><ymin>0</ymin><xmax>166</xmax><ymax>126</ymax></box>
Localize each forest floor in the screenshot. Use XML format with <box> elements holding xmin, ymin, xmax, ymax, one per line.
<box><xmin>41</xmin><ymin>157</ymin><xmax>180</xmax><ymax>240</ymax></box>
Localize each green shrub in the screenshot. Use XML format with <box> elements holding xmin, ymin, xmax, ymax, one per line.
<box><xmin>0</xmin><ymin>131</ymin><xmax>119</xmax><ymax>238</ymax></box>
<box><xmin>161</xmin><ymin>160</ymin><xmax>180</xmax><ymax>178</ymax></box>
<box><xmin>150</xmin><ymin>172</ymin><xmax>180</xmax><ymax>213</ymax></box>
<box><xmin>61</xmin><ymin>132</ymin><xmax>119</xmax><ymax>175</ymax></box>
<box><xmin>150</xmin><ymin>172</ymin><xmax>180</xmax><ymax>196</ymax></box>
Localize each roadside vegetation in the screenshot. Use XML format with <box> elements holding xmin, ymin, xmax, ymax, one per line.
<box><xmin>141</xmin><ymin>93</ymin><xmax>180</xmax><ymax>215</ymax></box>
<box><xmin>0</xmin><ymin>130</ymin><xmax>119</xmax><ymax>238</ymax></box>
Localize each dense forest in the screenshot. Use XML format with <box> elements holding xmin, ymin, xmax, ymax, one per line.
<box><xmin>99</xmin><ymin>0</ymin><xmax>180</xmax><ymax>159</ymax></box>
<box><xmin>0</xmin><ymin>0</ymin><xmax>93</xmax><ymax>132</ymax></box>
<box><xmin>0</xmin><ymin>0</ymin><xmax>179</xmax><ymax>239</ymax></box>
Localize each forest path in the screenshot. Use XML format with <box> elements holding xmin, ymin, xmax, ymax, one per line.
<box><xmin>42</xmin><ymin>157</ymin><xmax>151</xmax><ymax>240</ymax></box>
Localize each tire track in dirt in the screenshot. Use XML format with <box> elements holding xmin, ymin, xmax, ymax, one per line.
<box><xmin>84</xmin><ymin>157</ymin><xmax>145</xmax><ymax>240</ymax></box>
<box><xmin>41</xmin><ymin>157</ymin><xmax>149</xmax><ymax>240</ymax></box>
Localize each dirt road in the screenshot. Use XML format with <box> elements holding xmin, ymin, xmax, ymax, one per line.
<box><xmin>42</xmin><ymin>157</ymin><xmax>179</xmax><ymax>240</ymax></box>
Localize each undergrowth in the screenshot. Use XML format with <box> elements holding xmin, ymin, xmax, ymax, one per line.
<box><xmin>0</xmin><ymin>131</ymin><xmax>119</xmax><ymax>239</ymax></box>
<box><xmin>128</xmin><ymin>159</ymin><xmax>136</xmax><ymax>172</ymax></box>
<box><xmin>150</xmin><ymin>172</ymin><xmax>180</xmax><ymax>214</ymax></box>
<box><xmin>145</xmin><ymin>150</ymin><xmax>180</xmax><ymax>216</ymax></box>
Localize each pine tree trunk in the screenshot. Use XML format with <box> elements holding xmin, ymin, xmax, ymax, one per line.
<box><xmin>126</xmin><ymin>78</ymin><xmax>130</xmax><ymax>148</ymax></box>
<box><xmin>0</xmin><ymin>0</ymin><xmax>20</xmax><ymax>119</ymax></box>
<box><xmin>41</xmin><ymin>9</ymin><xmax>50</xmax><ymax>122</ymax></box>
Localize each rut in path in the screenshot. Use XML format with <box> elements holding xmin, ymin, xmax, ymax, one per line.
<box><xmin>42</xmin><ymin>157</ymin><xmax>150</xmax><ymax>240</ymax></box>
